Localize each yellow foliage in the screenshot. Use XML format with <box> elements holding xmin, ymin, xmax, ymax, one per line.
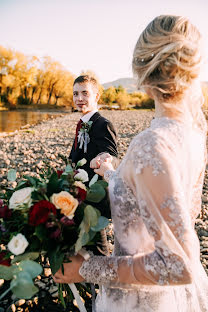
<box><xmin>0</xmin><ymin>46</ymin><xmax>75</xmax><ymax>108</ymax></box>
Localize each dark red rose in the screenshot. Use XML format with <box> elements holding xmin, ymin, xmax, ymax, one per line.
<box><xmin>0</xmin><ymin>202</ymin><xmax>11</xmax><ymax>219</ymax></box>
<box><xmin>57</xmin><ymin>170</ymin><xmax>64</xmax><ymax>178</ymax></box>
<box><xmin>60</xmin><ymin>216</ymin><xmax>75</xmax><ymax>226</ymax></box>
<box><xmin>77</xmin><ymin>187</ymin><xmax>87</xmax><ymax>202</ymax></box>
<box><xmin>29</xmin><ymin>200</ymin><xmax>56</xmax><ymax>226</ymax></box>
<box><xmin>0</xmin><ymin>251</ymin><xmax>11</xmax><ymax>266</ymax></box>
<box><xmin>50</xmin><ymin>227</ymin><xmax>62</xmax><ymax>239</ymax></box>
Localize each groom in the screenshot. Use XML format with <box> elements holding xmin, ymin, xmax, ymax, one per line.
<box><xmin>69</xmin><ymin>75</ymin><xmax>118</xmax><ymax>217</ymax></box>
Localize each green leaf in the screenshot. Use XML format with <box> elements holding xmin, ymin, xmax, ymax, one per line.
<box><xmin>12</xmin><ymin>252</ymin><xmax>39</xmax><ymax>264</ymax></box>
<box><xmin>11</xmin><ymin>271</ymin><xmax>39</xmax><ymax>299</ymax></box>
<box><xmin>7</xmin><ymin>169</ymin><xmax>17</xmax><ymax>182</ymax></box>
<box><xmin>23</xmin><ymin>175</ymin><xmax>38</xmax><ymax>187</ymax></box>
<box><xmin>89</xmin><ymin>174</ymin><xmax>98</xmax><ymax>187</ymax></box>
<box><xmin>35</xmin><ymin>224</ymin><xmax>48</xmax><ymax>241</ymax></box>
<box><xmin>81</xmin><ymin>232</ymin><xmax>90</xmax><ymax>246</ymax></box>
<box><xmin>48</xmin><ymin>249</ymin><xmax>65</xmax><ymax>275</ymax></box>
<box><xmin>75</xmin><ymin>222</ymin><xmax>86</xmax><ymax>253</ymax></box>
<box><xmin>15</xmin><ymin>180</ymin><xmax>28</xmax><ymax>190</ymax></box>
<box><xmin>96</xmin><ymin>180</ymin><xmax>108</xmax><ymax>188</ymax></box>
<box><xmin>19</xmin><ymin>260</ymin><xmax>42</xmax><ymax>279</ymax></box>
<box><xmin>64</xmin><ymin>164</ymin><xmax>73</xmax><ymax>174</ymax></box>
<box><xmin>47</xmin><ymin>172</ymin><xmax>59</xmax><ymax>196</ymax></box>
<box><xmin>74</xmin><ymin>206</ymin><xmax>99</xmax><ymax>253</ymax></box>
<box><xmin>91</xmin><ymin>216</ymin><xmax>109</xmax><ymax>232</ymax></box>
<box><xmin>86</xmin><ymin>183</ymin><xmax>106</xmax><ymax>203</ymax></box>
<box><xmin>0</xmin><ymin>265</ymin><xmax>15</xmax><ymax>280</ymax></box>
<box><xmin>87</xmin><ymin>229</ymin><xmax>96</xmax><ymax>241</ymax></box>
<box><xmin>84</xmin><ymin>205</ymin><xmax>98</xmax><ymax>228</ymax></box>
<box><xmin>58</xmin><ymin>283</ymin><xmax>66</xmax><ymax>309</ymax></box>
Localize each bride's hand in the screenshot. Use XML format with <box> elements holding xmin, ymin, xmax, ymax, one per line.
<box><xmin>90</xmin><ymin>153</ymin><xmax>113</xmax><ymax>169</ymax></box>
<box><xmin>93</xmin><ymin>157</ymin><xmax>114</xmax><ymax>177</ymax></box>
<box><xmin>52</xmin><ymin>254</ymin><xmax>84</xmax><ymax>284</ymax></box>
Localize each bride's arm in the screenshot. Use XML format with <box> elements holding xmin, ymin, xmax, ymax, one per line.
<box><xmin>54</xmin><ymin>133</ymin><xmax>196</xmax><ymax>286</ymax></box>
<box><xmin>79</xmin><ymin>134</ymin><xmax>196</xmax><ymax>286</ymax></box>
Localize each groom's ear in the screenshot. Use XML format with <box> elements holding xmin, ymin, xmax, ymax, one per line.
<box><xmin>95</xmin><ymin>92</ymin><xmax>100</xmax><ymax>102</ymax></box>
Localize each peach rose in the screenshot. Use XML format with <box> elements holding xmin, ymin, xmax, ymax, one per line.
<box><xmin>51</xmin><ymin>191</ymin><xmax>78</xmax><ymax>219</ymax></box>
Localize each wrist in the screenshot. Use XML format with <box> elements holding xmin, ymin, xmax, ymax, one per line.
<box><xmin>104</xmin><ymin>169</ymin><xmax>115</xmax><ymax>182</ymax></box>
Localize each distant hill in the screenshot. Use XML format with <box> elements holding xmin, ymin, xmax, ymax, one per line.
<box><xmin>103</xmin><ymin>78</ymin><xmax>208</xmax><ymax>93</ymax></box>
<box><xmin>102</xmin><ymin>77</ymin><xmax>138</xmax><ymax>93</ymax></box>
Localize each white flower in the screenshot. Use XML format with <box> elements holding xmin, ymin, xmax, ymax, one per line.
<box><xmin>77</xmin><ymin>158</ymin><xmax>87</xmax><ymax>167</ymax></box>
<box><xmin>74</xmin><ymin>181</ymin><xmax>87</xmax><ymax>191</ymax></box>
<box><xmin>9</xmin><ymin>187</ymin><xmax>34</xmax><ymax>210</ymax></box>
<box><xmin>74</xmin><ymin>169</ymin><xmax>89</xmax><ymax>183</ymax></box>
<box><xmin>8</xmin><ymin>233</ymin><xmax>29</xmax><ymax>255</ymax></box>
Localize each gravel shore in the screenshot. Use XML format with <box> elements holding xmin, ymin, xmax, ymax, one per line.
<box><xmin>0</xmin><ymin>109</ymin><xmax>208</xmax><ymax>276</ymax></box>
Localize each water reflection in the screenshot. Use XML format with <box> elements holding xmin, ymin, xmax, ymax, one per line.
<box><xmin>0</xmin><ymin>111</ymin><xmax>66</xmax><ymax>132</ymax></box>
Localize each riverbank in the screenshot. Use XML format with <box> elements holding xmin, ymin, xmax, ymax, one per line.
<box><xmin>0</xmin><ymin>104</ymin><xmax>71</xmax><ymax>112</ymax></box>
<box><xmin>0</xmin><ymin>110</ymin><xmax>208</xmax><ymax>270</ymax></box>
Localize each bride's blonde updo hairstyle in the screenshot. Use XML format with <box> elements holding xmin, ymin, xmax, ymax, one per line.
<box><xmin>132</xmin><ymin>15</ymin><xmax>202</xmax><ymax>102</ymax></box>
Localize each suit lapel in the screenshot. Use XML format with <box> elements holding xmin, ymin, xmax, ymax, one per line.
<box><xmin>89</xmin><ymin>111</ymin><xmax>101</xmax><ymax>123</ymax></box>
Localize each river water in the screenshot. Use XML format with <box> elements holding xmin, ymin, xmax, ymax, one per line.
<box><xmin>0</xmin><ymin>110</ymin><xmax>68</xmax><ymax>133</ymax></box>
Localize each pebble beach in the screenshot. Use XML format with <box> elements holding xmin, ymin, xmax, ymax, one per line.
<box><xmin>0</xmin><ymin>110</ymin><xmax>208</xmax><ymax>310</ymax></box>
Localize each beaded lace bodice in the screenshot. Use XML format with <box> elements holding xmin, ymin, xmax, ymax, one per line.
<box><xmin>79</xmin><ymin>117</ymin><xmax>208</xmax><ymax>311</ymax></box>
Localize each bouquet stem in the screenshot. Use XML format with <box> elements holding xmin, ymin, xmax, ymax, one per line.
<box><xmin>0</xmin><ymin>285</ymin><xmax>13</xmax><ymax>301</ymax></box>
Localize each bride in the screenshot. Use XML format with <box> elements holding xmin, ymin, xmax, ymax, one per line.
<box><xmin>53</xmin><ymin>15</ymin><xmax>208</xmax><ymax>311</ymax></box>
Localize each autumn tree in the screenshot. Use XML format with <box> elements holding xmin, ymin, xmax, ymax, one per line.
<box><xmin>0</xmin><ymin>46</ymin><xmax>74</xmax><ymax>108</ymax></box>
<box><xmin>116</xmin><ymin>89</ymin><xmax>130</xmax><ymax>110</ymax></box>
<box><xmin>101</xmin><ymin>86</ymin><xmax>117</xmax><ymax>106</ymax></box>
<box><xmin>0</xmin><ymin>46</ymin><xmax>16</xmax><ymax>106</ymax></box>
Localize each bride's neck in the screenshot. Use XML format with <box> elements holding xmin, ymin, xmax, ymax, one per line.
<box><xmin>154</xmin><ymin>100</ymin><xmax>178</xmax><ymax>118</ymax></box>
<box><xmin>154</xmin><ymin>98</ymin><xmax>193</xmax><ymax>123</ymax></box>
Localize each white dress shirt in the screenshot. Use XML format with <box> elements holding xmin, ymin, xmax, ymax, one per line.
<box><xmin>81</xmin><ymin>109</ymin><xmax>98</xmax><ymax>123</ymax></box>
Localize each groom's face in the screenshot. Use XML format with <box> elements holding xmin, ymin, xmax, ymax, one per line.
<box><xmin>73</xmin><ymin>82</ymin><xmax>99</xmax><ymax>115</ymax></box>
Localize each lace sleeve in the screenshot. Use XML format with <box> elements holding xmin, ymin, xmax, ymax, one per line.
<box><xmin>80</xmin><ymin>130</ymin><xmax>199</xmax><ymax>286</ymax></box>
<box><xmin>104</xmin><ymin>169</ymin><xmax>115</xmax><ymax>182</ymax></box>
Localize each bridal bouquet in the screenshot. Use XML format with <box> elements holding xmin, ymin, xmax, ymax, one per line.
<box><xmin>0</xmin><ymin>159</ymin><xmax>108</xmax><ymax>309</ymax></box>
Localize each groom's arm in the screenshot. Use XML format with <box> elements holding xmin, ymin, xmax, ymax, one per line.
<box><xmin>93</xmin><ymin>118</ymin><xmax>118</xmax><ymax>158</ymax></box>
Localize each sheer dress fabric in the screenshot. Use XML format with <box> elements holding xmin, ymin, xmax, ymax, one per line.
<box><xmin>79</xmin><ymin>117</ymin><xmax>208</xmax><ymax>312</ymax></box>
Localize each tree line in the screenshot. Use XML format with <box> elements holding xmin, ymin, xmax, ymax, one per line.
<box><xmin>3</xmin><ymin>45</ymin><xmax>208</xmax><ymax>112</ymax></box>
<box><xmin>0</xmin><ymin>46</ymin><xmax>75</xmax><ymax>108</ymax></box>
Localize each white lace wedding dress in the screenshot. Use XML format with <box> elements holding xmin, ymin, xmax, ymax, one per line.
<box><xmin>80</xmin><ymin>116</ymin><xmax>208</xmax><ymax>312</ymax></box>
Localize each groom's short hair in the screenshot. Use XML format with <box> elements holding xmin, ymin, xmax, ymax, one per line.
<box><xmin>73</xmin><ymin>75</ymin><xmax>99</xmax><ymax>93</ymax></box>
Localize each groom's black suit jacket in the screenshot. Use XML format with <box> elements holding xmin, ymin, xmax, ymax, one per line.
<box><xmin>69</xmin><ymin>112</ymin><xmax>118</xmax><ymax>218</ymax></box>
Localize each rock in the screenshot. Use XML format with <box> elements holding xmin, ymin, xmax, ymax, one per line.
<box><xmin>202</xmin><ymin>195</ymin><xmax>208</xmax><ymax>203</ymax></box>
<box><xmin>14</xmin><ymin>299</ymin><xmax>25</xmax><ymax>307</ymax></box>
<box><xmin>198</xmin><ymin>229</ymin><xmax>208</xmax><ymax>237</ymax></box>
<box><xmin>202</xmin><ymin>241</ymin><xmax>208</xmax><ymax>248</ymax></box>
<box><xmin>49</xmin><ymin>285</ymin><xmax>58</xmax><ymax>297</ymax></box>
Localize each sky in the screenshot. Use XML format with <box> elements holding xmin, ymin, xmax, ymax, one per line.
<box><xmin>1</xmin><ymin>0</ymin><xmax>208</xmax><ymax>83</ymax></box>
